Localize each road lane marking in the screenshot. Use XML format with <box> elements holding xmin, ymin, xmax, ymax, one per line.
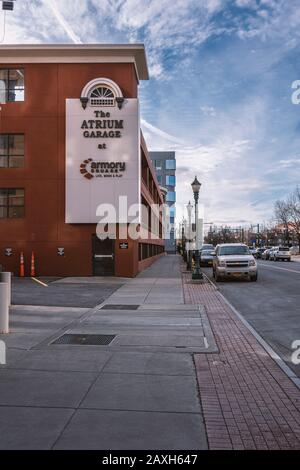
<box><xmin>259</xmin><ymin>263</ymin><xmax>300</xmax><ymax>274</ymax></box>
<box><xmin>31</xmin><ymin>277</ymin><xmax>48</xmax><ymax>287</ymax></box>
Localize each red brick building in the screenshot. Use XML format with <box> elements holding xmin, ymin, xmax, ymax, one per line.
<box><xmin>0</xmin><ymin>45</ymin><xmax>164</xmax><ymax>277</ymax></box>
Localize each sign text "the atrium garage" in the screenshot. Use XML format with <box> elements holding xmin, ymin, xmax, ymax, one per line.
<box><xmin>81</xmin><ymin>110</ymin><xmax>124</xmax><ymax>138</ymax></box>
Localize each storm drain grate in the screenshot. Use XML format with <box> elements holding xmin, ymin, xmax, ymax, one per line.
<box><xmin>100</xmin><ymin>304</ymin><xmax>140</xmax><ymax>310</ymax></box>
<box><xmin>51</xmin><ymin>334</ymin><xmax>116</xmax><ymax>346</ymax></box>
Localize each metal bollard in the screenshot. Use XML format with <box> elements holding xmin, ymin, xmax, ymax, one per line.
<box><xmin>0</xmin><ymin>272</ymin><xmax>11</xmax><ymax>306</ymax></box>
<box><xmin>0</xmin><ymin>282</ymin><xmax>9</xmax><ymax>334</ymax></box>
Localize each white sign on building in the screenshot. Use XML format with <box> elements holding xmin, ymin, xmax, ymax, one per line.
<box><xmin>65</xmin><ymin>78</ymin><xmax>140</xmax><ymax>223</ymax></box>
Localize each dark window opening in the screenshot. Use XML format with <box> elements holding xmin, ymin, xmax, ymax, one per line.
<box><xmin>0</xmin><ymin>188</ymin><xmax>25</xmax><ymax>218</ymax></box>
<box><xmin>139</xmin><ymin>243</ymin><xmax>165</xmax><ymax>261</ymax></box>
<box><xmin>0</xmin><ymin>134</ymin><xmax>24</xmax><ymax>168</ymax></box>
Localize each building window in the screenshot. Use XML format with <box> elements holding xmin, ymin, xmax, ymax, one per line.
<box><xmin>0</xmin><ymin>134</ymin><xmax>24</xmax><ymax>168</ymax></box>
<box><xmin>157</xmin><ymin>175</ymin><xmax>162</xmax><ymax>184</ymax></box>
<box><xmin>139</xmin><ymin>243</ymin><xmax>164</xmax><ymax>260</ymax></box>
<box><xmin>155</xmin><ymin>160</ymin><xmax>162</xmax><ymax>169</ymax></box>
<box><xmin>0</xmin><ymin>188</ymin><xmax>25</xmax><ymax>218</ymax></box>
<box><xmin>170</xmin><ymin>206</ymin><xmax>176</xmax><ymax>217</ymax></box>
<box><xmin>89</xmin><ymin>86</ymin><xmax>115</xmax><ymax>106</ymax></box>
<box><xmin>166</xmin><ymin>191</ymin><xmax>176</xmax><ymax>202</ymax></box>
<box><xmin>165</xmin><ymin>159</ymin><xmax>176</xmax><ymax>170</ymax></box>
<box><xmin>166</xmin><ymin>175</ymin><xmax>175</xmax><ymax>186</ymax></box>
<box><xmin>0</xmin><ymin>69</ymin><xmax>24</xmax><ymax>102</ymax></box>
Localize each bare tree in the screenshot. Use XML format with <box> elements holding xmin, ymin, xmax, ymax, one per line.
<box><xmin>287</xmin><ymin>186</ymin><xmax>300</xmax><ymax>253</ymax></box>
<box><xmin>274</xmin><ymin>199</ymin><xmax>291</xmax><ymax>246</ymax></box>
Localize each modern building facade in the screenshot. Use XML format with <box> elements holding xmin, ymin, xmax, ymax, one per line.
<box><xmin>149</xmin><ymin>151</ymin><xmax>176</xmax><ymax>253</ymax></box>
<box><xmin>0</xmin><ymin>44</ymin><xmax>165</xmax><ymax>277</ymax></box>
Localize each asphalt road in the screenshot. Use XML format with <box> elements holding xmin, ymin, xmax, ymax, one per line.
<box><xmin>203</xmin><ymin>259</ymin><xmax>300</xmax><ymax>377</ymax></box>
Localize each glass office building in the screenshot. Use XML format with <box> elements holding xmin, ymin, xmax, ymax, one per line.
<box><xmin>149</xmin><ymin>151</ymin><xmax>176</xmax><ymax>253</ymax></box>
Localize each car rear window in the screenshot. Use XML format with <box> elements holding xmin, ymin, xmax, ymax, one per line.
<box><xmin>219</xmin><ymin>246</ymin><xmax>250</xmax><ymax>256</ymax></box>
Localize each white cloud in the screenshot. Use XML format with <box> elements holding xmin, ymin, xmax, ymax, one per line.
<box><xmin>141</xmin><ymin>119</ymin><xmax>185</xmax><ymax>145</ymax></box>
<box><xmin>2</xmin><ymin>0</ymin><xmax>228</xmax><ymax>78</ymax></box>
<box><xmin>200</xmin><ymin>106</ymin><xmax>216</xmax><ymax>116</ymax></box>
<box><xmin>235</xmin><ymin>0</ymin><xmax>257</xmax><ymax>8</ymax></box>
<box><xmin>43</xmin><ymin>0</ymin><xmax>82</xmax><ymax>44</ymax></box>
<box><xmin>278</xmin><ymin>158</ymin><xmax>300</xmax><ymax>168</ymax></box>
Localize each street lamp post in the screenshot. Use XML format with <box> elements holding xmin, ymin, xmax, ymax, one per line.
<box><xmin>191</xmin><ymin>176</ymin><xmax>203</xmax><ymax>280</ymax></box>
<box><xmin>181</xmin><ymin>219</ymin><xmax>184</xmax><ymax>258</ymax></box>
<box><xmin>182</xmin><ymin>218</ymin><xmax>187</xmax><ymax>261</ymax></box>
<box><xmin>186</xmin><ymin>201</ymin><xmax>193</xmax><ymax>270</ymax></box>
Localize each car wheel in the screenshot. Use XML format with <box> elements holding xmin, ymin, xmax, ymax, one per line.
<box><xmin>250</xmin><ymin>274</ymin><xmax>258</xmax><ymax>282</ymax></box>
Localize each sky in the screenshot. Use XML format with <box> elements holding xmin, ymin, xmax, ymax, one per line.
<box><xmin>1</xmin><ymin>0</ymin><xmax>300</xmax><ymax>227</ymax></box>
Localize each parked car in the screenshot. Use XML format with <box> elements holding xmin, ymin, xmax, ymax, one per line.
<box><xmin>212</xmin><ymin>243</ymin><xmax>258</xmax><ymax>282</ymax></box>
<box><xmin>200</xmin><ymin>250</ymin><xmax>214</xmax><ymax>267</ymax></box>
<box><xmin>267</xmin><ymin>248</ymin><xmax>277</xmax><ymax>260</ymax></box>
<box><xmin>262</xmin><ymin>248</ymin><xmax>272</xmax><ymax>260</ymax></box>
<box><xmin>290</xmin><ymin>246</ymin><xmax>299</xmax><ymax>255</ymax></box>
<box><xmin>269</xmin><ymin>246</ymin><xmax>291</xmax><ymax>261</ymax></box>
<box><xmin>255</xmin><ymin>248</ymin><xmax>267</xmax><ymax>259</ymax></box>
<box><xmin>200</xmin><ymin>244</ymin><xmax>214</xmax><ymax>252</ymax></box>
<box><xmin>249</xmin><ymin>247</ymin><xmax>257</xmax><ymax>256</ymax></box>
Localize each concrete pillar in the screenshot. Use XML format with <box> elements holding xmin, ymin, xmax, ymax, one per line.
<box><xmin>0</xmin><ymin>272</ymin><xmax>11</xmax><ymax>306</ymax></box>
<box><xmin>0</xmin><ymin>282</ymin><xmax>9</xmax><ymax>334</ymax></box>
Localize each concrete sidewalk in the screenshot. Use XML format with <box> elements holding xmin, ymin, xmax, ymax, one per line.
<box><xmin>2</xmin><ymin>254</ymin><xmax>300</xmax><ymax>450</ymax></box>
<box><xmin>0</xmin><ymin>255</ymin><xmax>210</xmax><ymax>450</ymax></box>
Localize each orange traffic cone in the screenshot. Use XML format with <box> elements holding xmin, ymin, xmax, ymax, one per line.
<box><xmin>30</xmin><ymin>251</ymin><xmax>36</xmax><ymax>277</ymax></box>
<box><xmin>20</xmin><ymin>252</ymin><xmax>25</xmax><ymax>277</ymax></box>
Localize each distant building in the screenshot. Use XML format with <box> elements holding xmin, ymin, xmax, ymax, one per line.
<box><xmin>149</xmin><ymin>151</ymin><xmax>176</xmax><ymax>253</ymax></box>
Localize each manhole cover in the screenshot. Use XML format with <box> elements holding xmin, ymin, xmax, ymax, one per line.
<box><xmin>51</xmin><ymin>334</ymin><xmax>116</xmax><ymax>346</ymax></box>
<box><xmin>100</xmin><ymin>304</ymin><xmax>140</xmax><ymax>310</ymax></box>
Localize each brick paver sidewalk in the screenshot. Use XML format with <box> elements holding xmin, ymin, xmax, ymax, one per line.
<box><xmin>182</xmin><ymin>271</ymin><xmax>300</xmax><ymax>450</ymax></box>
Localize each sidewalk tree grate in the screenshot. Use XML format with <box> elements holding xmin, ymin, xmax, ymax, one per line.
<box><xmin>51</xmin><ymin>333</ymin><xmax>116</xmax><ymax>346</ymax></box>
<box><xmin>100</xmin><ymin>304</ymin><xmax>140</xmax><ymax>310</ymax></box>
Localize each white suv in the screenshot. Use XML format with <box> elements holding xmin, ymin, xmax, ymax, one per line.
<box><xmin>213</xmin><ymin>243</ymin><xmax>258</xmax><ymax>282</ymax></box>
<box><xmin>269</xmin><ymin>246</ymin><xmax>291</xmax><ymax>262</ymax></box>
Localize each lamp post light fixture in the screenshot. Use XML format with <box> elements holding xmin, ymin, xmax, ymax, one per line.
<box><xmin>191</xmin><ymin>176</ymin><xmax>203</xmax><ymax>280</ymax></box>
<box><xmin>186</xmin><ymin>201</ymin><xmax>193</xmax><ymax>270</ymax></box>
